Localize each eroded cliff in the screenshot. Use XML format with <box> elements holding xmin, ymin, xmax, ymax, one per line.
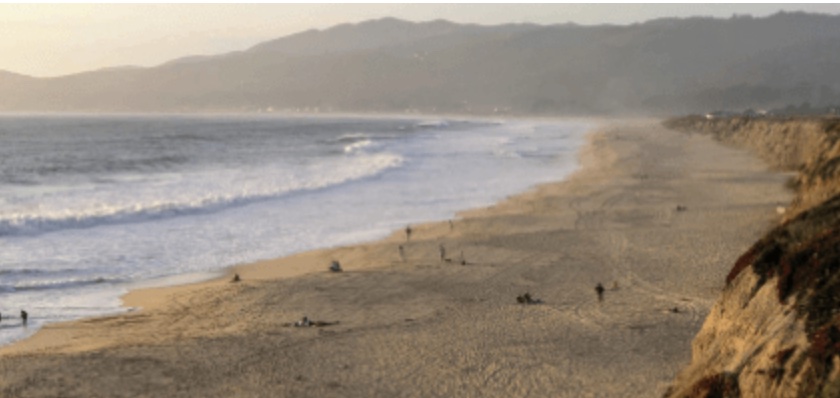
<box><xmin>665</xmin><ymin>117</ymin><xmax>840</xmax><ymax>218</ymax></box>
<box><xmin>664</xmin><ymin>116</ymin><xmax>840</xmax><ymax>398</ymax></box>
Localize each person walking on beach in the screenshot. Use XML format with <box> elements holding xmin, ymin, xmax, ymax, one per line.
<box><xmin>20</xmin><ymin>310</ymin><xmax>28</xmax><ymax>327</ymax></box>
<box><xmin>439</xmin><ymin>244</ymin><xmax>446</xmax><ymax>262</ymax></box>
<box><xmin>405</xmin><ymin>225</ymin><xmax>412</xmax><ymax>242</ymax></box>
<box><xmin>595</xmin><ymin>283</ymin><xmax>605</xmax><ymax>303</ymax></box>
<box><xmin>329</xmin><ymin>260</ymin><xmax>343</xmax><ymax>273</ymax></box>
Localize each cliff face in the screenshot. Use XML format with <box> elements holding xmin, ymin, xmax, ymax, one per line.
<box><xmin>664</xmin><ymin>116</ymin><xmax>840</xmax><ymax>398</ymax></box>
<box><xmin>665</xmin><ymin>117</ymin><xmax>840</xmax><ymax>218</ymax></box>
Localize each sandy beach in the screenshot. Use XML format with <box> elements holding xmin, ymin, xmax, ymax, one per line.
<box><xmin>0</xmin><ymin>119</ymin><xmax>791</xmax><ymax>397</ymax></box>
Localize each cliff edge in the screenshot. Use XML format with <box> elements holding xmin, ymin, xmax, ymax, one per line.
<box><xmin>664</xmin><ymin>116</ymin><xmax>840</xmax><ymax>398</ymax></box>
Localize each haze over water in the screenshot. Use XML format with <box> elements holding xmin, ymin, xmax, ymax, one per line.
<box><xmin>0</xmin><ymin>114</ymin><xmax>588</xmax><ymax>345</ymax></box>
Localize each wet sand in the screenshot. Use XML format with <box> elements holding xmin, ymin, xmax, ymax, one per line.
<box><xmin>0</xmin><ymin>120</ymin><xmax>791</xmax><ymax>397</ymax></box>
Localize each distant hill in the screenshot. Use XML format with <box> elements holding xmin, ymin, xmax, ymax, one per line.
<box><xmin>1</xmin><ymin>12</ymin><xmax>839</xmax><ymax>115</ymax></box>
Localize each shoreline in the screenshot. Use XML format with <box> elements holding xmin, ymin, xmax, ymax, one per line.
<box><xmin>0</xmin><ymin>118</ymin><xmax>598</xmax><ymax>354</ymax></box>
<box><xmin>0</xmin><ymin>115</ymin><xmax>591</xmax><ymax>349</ymax></box>
<box><xmin>0</xmin><ymin>119</ymin><xmax>793</xmax><ymax>397</ymax></box>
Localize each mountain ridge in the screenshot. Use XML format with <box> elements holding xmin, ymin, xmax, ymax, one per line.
<box><xmin>1</xmin><ymin>12</ymin><xmax>838</xmax><ymax>115</ymax></box>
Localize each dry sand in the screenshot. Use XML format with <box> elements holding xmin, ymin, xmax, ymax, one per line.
<box><xmin>0</xmin><ymin>120</ymin><xmax>791</xmax><ymax>397</ymax></box>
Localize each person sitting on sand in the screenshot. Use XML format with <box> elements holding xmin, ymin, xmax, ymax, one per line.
<box><xmin>231</xmin><ymin>273</ymin><xmax>241</xmax><ymax>283</ymax></box>
<box><xmin>595</xmin><ymin>283</ymin><xmax>605</xmax><ymax>302</ymax></box>
<box><xmin>516</xmin><ymin>293</ymin><xmax>543</xmax><ymax>305</ymax></box>
<box><xmin>294</xmin><ymin>316</ymin><xmax>312</xmax><ymax>327</ymax></box>
<box><xmin>291</xmin><ymin>316</ymin><xmax>338</xmax><ymax>328</ymax></box>
<box><xmin>329</xmin><ymin>260</ymin><xmax>343</xmax><ymax>272</ymax></box>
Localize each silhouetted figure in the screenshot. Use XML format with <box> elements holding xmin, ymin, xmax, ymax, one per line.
<box><xmin>405</xmin><ymin>225</ymin><xmax>412</xmax><ymax>242</ymax></box>
<box><xmin>231</xmin><ymin>273</ymin><xmax>241</xmax><ymax>283</ymax></box>
<box><xmin>0</xmin><ymin>311</ymin><xmax>2</xmax><ymax>324</ymax></box>
<box><xmin>517</xmin><ymin>292</ymin><xmax>543</xmax><ymax>305</ymax></box>
<box><xmin>439</xmin><ymin>244</ymin><xmax>446</xmax><ymax>262</ymax></box>
<box><xmin>398</xmin><ymin>245</ymin><xmax>405</xmax><ymax>262</ymax></box>
<box><xmin>523</xmin><ymin>293</ymin><xmax>534</xmax><ymax>304</ymax></box>
<box><xmin>595</xmin><ymin>283</ymin><xmax>605</xmax><ymax>303</ymax></box>
<box><xmin>20</xmin><ymin>310</ymin><xmax>28</xmax><ymax>327</ymax></box>
<box><xmin>329</xmin><ymin>260</ymin><xmax>343</xmax><ymax>273</ymax></box>
<box><xmin>291</xmin><ymin>315</ymin><xmax>339</xmax><ymax>328</ymax></box>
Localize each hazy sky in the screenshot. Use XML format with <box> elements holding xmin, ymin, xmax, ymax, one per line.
<box><xmin>3</xmin><ymin>3</ymin><xmax>840</xmax><ymax>77</ymax></box>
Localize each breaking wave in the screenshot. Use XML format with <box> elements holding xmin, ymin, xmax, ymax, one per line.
<box><xmin>0</xmin><ymin>153</ymin><xmax>404</xmax><ymax>236</ymax></box>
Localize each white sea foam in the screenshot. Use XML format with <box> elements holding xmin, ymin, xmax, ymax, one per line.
<box><xmin>416</xmin><ymin>120</ymin><xmax>450</xmax><ymax>128</ymax></box>
<box><xmin>0</xmin><ymin>116</ymin><xmax>590</xmax><ymax>346</ymax></box>
<box><xmin>0</xmin><ymin>153</ymin><xmax>403</xmax><ymax>236</ymax></box>
<box><xmin>343</xmin><ymin>139</ymin><xmax>376</xmax><ymax>154</ymax></box>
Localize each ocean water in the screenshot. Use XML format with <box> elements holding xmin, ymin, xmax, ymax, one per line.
<box><xmin>0</xmin><ymin>114</ymin><xmax>589</xmax><ymax>346</ymax></box>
